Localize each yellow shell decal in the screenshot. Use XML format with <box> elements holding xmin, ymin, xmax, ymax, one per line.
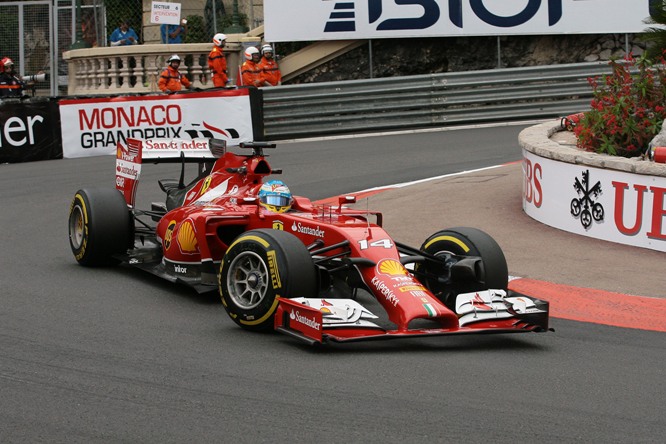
<box><xmin>164</xmin><ymin>220</ymin><xmax>177</xmax><ymax>250</ymax></box>
<box><xmin>378</xmin><ymin>259</ymin><xmax>408</xmax><ymax>276</ymax></box>
<box><xmin>177</xmin><ymin>220</ymin><xmax>198</xmax><ymax>253</ymax></box>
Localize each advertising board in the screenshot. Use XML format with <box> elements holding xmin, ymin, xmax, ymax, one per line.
<box><xmin>59</xmin><ymin>89</ymin><xmax>258</xmax><ymax>158</ymax></box>
<box><xmin>265</xmin><ymin>0</ymin><xmax>652</xmax><ymax>41</ymax></box>
<box><xmin>523</xmin><ymin>149</ymin><xmax>666</xmax><ymax>252</ymax></box>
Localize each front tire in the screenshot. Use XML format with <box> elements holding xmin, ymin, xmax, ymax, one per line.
<box><xmin>417</xmin><ymin>227</ymin><xmax>508</xmax><ymax>307</ymax></box>
<box><xmin>219</xmin><ymin>229</ymin><xmax>317</xmax><ymax>332</ymax></box>
<box><xmin>68</xmin><ymin>188</ymin><xmax>131</xmax><ymax>266</ymax></box>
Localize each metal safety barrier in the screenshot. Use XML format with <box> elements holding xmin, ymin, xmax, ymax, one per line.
<box><xmin>262</xmin><ymin>62</ymin><xmax>616</xmax><ymax>140</ymax></box>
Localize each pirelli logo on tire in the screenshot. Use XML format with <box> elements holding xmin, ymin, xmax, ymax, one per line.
<box><xmin>266</xmin><ymin>250</ymin><xmax>281</xmax><ymax>289</ymax></box>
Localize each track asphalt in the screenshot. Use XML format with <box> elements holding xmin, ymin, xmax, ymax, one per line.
<box><xmin>318</xmin><ymin>161</ymin><xmax>666</xmax><ymax>333</ymax></box>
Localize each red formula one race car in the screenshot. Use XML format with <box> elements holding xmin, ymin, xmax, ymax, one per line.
<box><xmin>68</xmin><ymin>138</ymin><xmax>550</xmax><ymax>345</ymax></box>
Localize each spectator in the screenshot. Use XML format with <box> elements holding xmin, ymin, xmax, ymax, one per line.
<box><xmin>110</xmin><ymin>20</ymin><xmax>139</xmax><ymax>46</ymax></box>
<box><xmin>258</xmin><ymin>44</ymin><xmax>281</xmax><ymax>86</ymax></box>
<box><xmin>158</xmin><ymin>54</ymin><xmax>191</xmax><ymax>93</ymax></box>
<box><xmin>81</xmin><ymin>13</ymin><xmax>97</xmax><ymax>47</ymax></box>
<box><xmin>208</xmin><ymin>33</ymin><xmax>228</xmax><ymax>87</ymax></box>
<box><xmin>240</xmin><ymin>47</ymin><xmax>264</xmax><ymax>87</ymax></box>
<box><xmin>0</xmin><ymin>58</ymin><xmax>25</xmax><ymax>98</ymax></box>
<box><xmin>161</xmin><ymin>19</ymin><xmax>188</xmax><ymax>44</ymax></box>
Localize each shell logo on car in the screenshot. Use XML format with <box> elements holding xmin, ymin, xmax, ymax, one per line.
<box><xmin>378</xmin><ymin>259</ymin><xmax>408</xmax><ymax>277</ymax></box>
<box><xmin>177</xmin><ymin>221</ymin><xmax>198</xmax><ymax>253</ymax></box>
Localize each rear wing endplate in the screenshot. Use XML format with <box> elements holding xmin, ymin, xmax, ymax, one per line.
<box><xmin>115</xmin><ymin>137</ymin><xmax>225</xmax><ymax>207</ymax></box>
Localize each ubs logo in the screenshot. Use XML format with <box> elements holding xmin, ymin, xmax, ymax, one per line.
<box><xmin>571</xmin><ymin>169</ymin><xmax>604</xmax><ymax>230</ymax></box>
<box><xmin>324</xmin><ymin>0</ymin><xmax>563</xmax><ymax>32</ymax></box>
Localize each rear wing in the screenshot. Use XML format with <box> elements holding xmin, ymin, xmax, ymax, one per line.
<box><xmin>115</xmin><ymin>137</ymin><xmax>226</xmax><ymax>207</ymax></box>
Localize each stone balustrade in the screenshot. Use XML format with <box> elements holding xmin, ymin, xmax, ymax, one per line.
<box><xmin>62</xmin><ymin>40</ymin><xmax>255</xmax><ymax>96</ymax></box>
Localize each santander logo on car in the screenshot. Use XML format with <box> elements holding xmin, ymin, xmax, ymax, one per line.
<box><xmin>290</xmin><ymin>310</ymin><xmax>321</xmax><ymax>331</ymax></box>
<box><xmin>291</xmin><ymin>221</ymin><xmax>325</xmax><ymax>238</ymax></box>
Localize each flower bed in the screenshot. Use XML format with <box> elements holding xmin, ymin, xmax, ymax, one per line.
<box><xmin>574</xmin><ymin>55</ymin><xmax>666</xmax><ymax>157</ymax></box>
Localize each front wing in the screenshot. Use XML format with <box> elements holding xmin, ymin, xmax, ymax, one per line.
<box><xmin>274</xmin><ymin>290</ymin><xmax>550</xmax><ymax>345</ymax></box>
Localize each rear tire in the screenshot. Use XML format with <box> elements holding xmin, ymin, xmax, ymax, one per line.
<box><xmin>68</xmin><ymin>188</ymin><xmax>131</xmax><ymax>266</ymax></box>
<box><xmin>418</xmin><ymin>227</ymin><xmax>508</xmax><ymax>306</ymax></box>
<box><xmin>219</xmin><ymin>229</ymin><xmax>317</xmax><ymax>332</ymax></box>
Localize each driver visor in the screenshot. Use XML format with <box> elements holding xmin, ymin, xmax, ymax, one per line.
<box><xmin>262</xmin><ymin>195</ymin><xmax>290</xmax><ymax>206</ymax></box>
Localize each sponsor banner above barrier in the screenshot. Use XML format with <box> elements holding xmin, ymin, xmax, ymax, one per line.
<box><xmin>0</xmin><ymin>98</ymin><xmax>62</xmax><ymax>163</ymax></box>
<box><xmin>265</xmin><ymin>0</ymin><xmax>652</xmax><ymax>41</ymax></box>
<box><xmin>59</xmin><ymin>88</ymin><xmax>259</xmax><ymax>159</ymax></box>
<box><xmin>522</xmin><ymin>149</ymin><xmax>666</xmax><ymax>253</ymax></box>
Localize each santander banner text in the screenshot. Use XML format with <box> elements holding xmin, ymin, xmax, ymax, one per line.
<box><xmin>265</xmin><ymin>0</ymin><xmax>652</xmax><ymax>42</ymax></box>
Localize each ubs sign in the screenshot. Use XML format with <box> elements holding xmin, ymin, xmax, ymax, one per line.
<box><xmin>264</xmin><ymin>0</ymin><xmax>650</xmax><ymax>41</ymax></box>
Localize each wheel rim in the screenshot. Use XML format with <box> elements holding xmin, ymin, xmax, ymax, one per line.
<box><xmin>226</xmin><ymin>251</ymin><xmax>269</xmax><ymax>309</ymax></box>
<box><xmin>69</xmin><ymin>205</ymin><xmax>85</xmax><ymax>249</ymax></box>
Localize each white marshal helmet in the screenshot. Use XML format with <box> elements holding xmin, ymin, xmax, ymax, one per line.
<box><xmin>167</xmin><ymin>54</ymin><xmax>181</xmax><ymax>64</ymax></box>
<box><xmin>213</xmin><ymin>33</ymin><xmax>227</xmax><ymax>47</ymax></box>
<box><xmin>244</xmin><ymin>46</ymin><xmax>260</xmax><ymax>60</ymax></box>
<box><xmin>261</xmin><ymin>44</ymin><xmax>273</xmax><ymax>55</ymax></box>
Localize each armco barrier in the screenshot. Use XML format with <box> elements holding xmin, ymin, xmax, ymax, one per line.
<box><xmin>2</xmin><ymin>63</ymin><xmax>621</xmax><ymax>162</ymax></box>
<box><xmin>261</xmin><ymin>62</ymin><xmax>617</xmax><ymax>140</ymax></box>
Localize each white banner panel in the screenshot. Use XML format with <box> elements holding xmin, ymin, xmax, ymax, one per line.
<box><xmin>151</xmin><ymin>1</ymin><xmax>182</xmax><ymax>25</ymax></box>
<box><xmin>522</xmin><ymin>149</ymin><xmax>666</xmax><ymax>252</ymax></box>
<box><xmin>59</xmin><ymin>90</ymin><xmax>255</xmax><ymax>158</ymax></box>
<box><xmin>265</xmin><ymin>0</ymin><xmax>652</xmax><ymax>41</ymax></box>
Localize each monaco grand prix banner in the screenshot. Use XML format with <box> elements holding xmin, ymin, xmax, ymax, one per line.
<box><xmin>0</xmin><ymin>98</ymin><xmax>62</xmax><ymax>163</ymax></box>
<box><xmin>522</xmin><ymin>150</ymin><xmax>666</xmax><ymax>253</ymax></box>
<box><xmin>59</xmin><ymin>88</ymin><xmax>262</xmax><ymax>158</ymax></box>
<box><xmin>265</xmin><ymin>0</ymin><xmax>652</xmax><ymax>42</ymax></box>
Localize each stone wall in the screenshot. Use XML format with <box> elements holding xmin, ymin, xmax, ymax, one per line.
<box><xmin>289</xmin><ymin>33</ymin><xmax>646</xmax><ymax>84</ymax></box>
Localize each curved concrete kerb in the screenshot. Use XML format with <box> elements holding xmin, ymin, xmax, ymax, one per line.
<box><xmin>519</xmin><ymin>120</ymin><xmax>666</xmax><ymax>177</ymax></box>
<box><xmin>519</xmin><ymin>120</ymin><xmax>666</xmax><ymax>253</ymax></box>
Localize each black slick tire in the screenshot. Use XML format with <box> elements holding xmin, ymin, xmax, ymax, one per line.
<box><xmin>68</xmin><ymin>188</ymin><xmax>131</xmax><ymax>266</ymax></box>
<box><xmin>219</xmin><ymin>229</ymin><xmax>317</xmax><ymax>332</ymax></box>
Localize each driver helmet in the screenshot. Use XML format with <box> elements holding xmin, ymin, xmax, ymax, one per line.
<box><xmin>258</xmin><ymin>180</ymin><xmax>292</xmax><ymax>213</ymax></box>
<box><xmin>244</xmin><ymin>46</ymin><xmax>260</xmax><ymax>60</ymax></box>
<box><xmin>213</xmin><ymin>33</ymin><xmax>227</xmax><ymax>47</ymax></box>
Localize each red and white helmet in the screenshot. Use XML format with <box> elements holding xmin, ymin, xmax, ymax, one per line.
<box><xmin>2</xmin><ymin>57</ymin><xmax>14</xmax><ymax>67</ymax></box>
<box><xmin>244</xmin><ymin>46</ymin><xmax>260</xmax><ymax>60</ymax></box>
<box><xmin>213</xmin><ymin>33</ymin><xmax>227</xmax><ymax>47</ymax></box>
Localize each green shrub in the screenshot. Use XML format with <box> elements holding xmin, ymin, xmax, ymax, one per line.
<box><xmin>574</xmin><ymin>54</ymin><xmax>666</xmax><ymax>157</ymax></box>
<box><xmin>184</xmin><ymin>15</ymin><xmax>206</xmax><ymax>43</ymax></box>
